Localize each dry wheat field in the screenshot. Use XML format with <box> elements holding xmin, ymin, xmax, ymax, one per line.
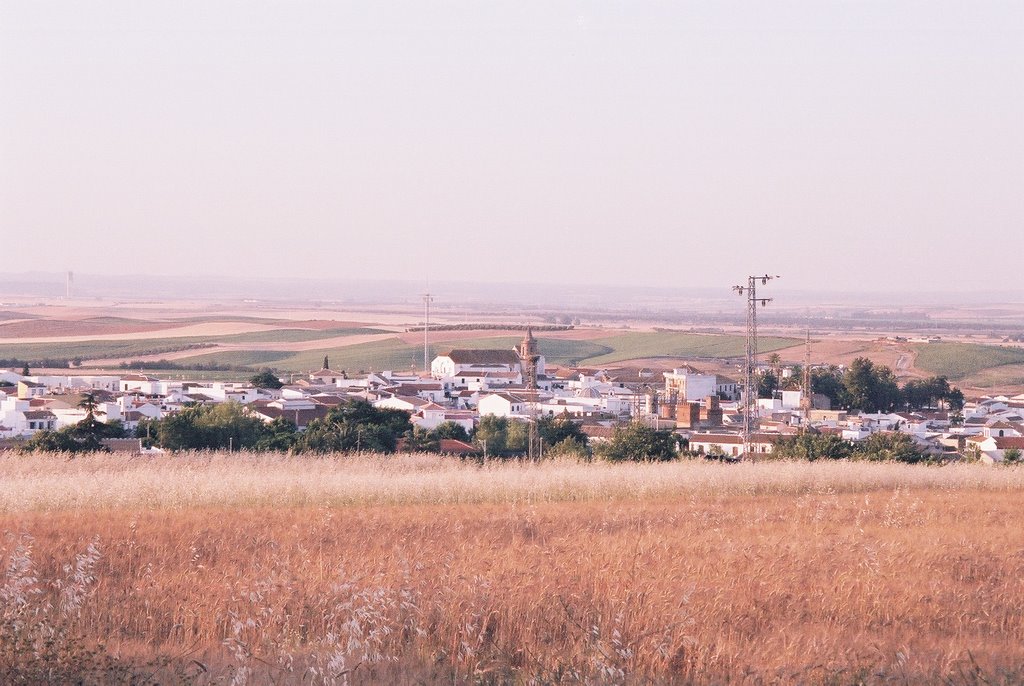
<box><xmin>2</xmin><ymin>455</ymin><xmax>1024</xmax><ymax>684</ymax></box>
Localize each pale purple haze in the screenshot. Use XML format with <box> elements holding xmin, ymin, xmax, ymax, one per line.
<box><xmin>1</xmin><ymin>1</ymin><xmax>1021</xmax><ymax>294</ymax></box>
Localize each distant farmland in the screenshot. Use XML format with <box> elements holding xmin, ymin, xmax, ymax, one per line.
<box><xmin>581</xmin><ymin>331</ymin><xmax>798</xmax><ymax>365</ymax></box>
<box><xmin>171</xmin><ymin>336</ymin><xmax>610</xmax><ymax>374</ymax></box>
<box><xmin>0</xmin><ymin>315</ymin><xmax>800</xmax><ymax>376</ymax></box>
<box><xmin>913</xmin><ymin>342</ymin><xmax>1024</xmax><ymax>381</ymax></box>
<box><xmin>158</xmin><ymin>332</ymin><xmax>798</xmax><ymax>374</ymax></box>
<box><xmin>0</xmin><ymin>327</ymin><xmax>388</xmax><ymax>366</ymax></box>
<box><xmin>0</xmin><ymin>338</ymin><xmax>219</xmax><ymax>363</ymax></box>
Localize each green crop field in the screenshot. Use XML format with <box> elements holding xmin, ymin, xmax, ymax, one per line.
<box><xmin>175</xmin><ymin>336</ymin><xmax>614</xmax><ymax>374</ymax></box>
<box><xmin>0</xmin><ymin>328</ymin><xmax>389</xmax><ymax>364</ymax></box>
<box><xmin>164</xmin><ymin>332</ymin><xmax>800</xmax><ymax>376</ymax></box>
<box><xmin>3</xmin><ymin>327</ymin><xmax>802</xmax><ymax>376</ymax></box>
<box><xmin>0</xmin><ymin>338</ymin><xmax>218</xmax><ymax>362</ymax></box>
<box><xmin>958</xmin><ymin>363</ymin><xmax>1024</xmax><ymax>390</ymax></box>
<box><xmin>581</xmin><ymin>332</ymin><xmax>800</xmax><ymax>365</ymax></box>
<box><xmin>211</xmin><ymin>327</ymin><xmax>388</xmax><ymax>344</ymax></box>
<box><xmin>433</xmin><ymin>336</ymin><xmax>614</xmax><ymax>366</ymax></box>
<box><xmin>173</xmin><ymin>340</ymin><xmax>417</xmax><ymax>375</ymax></box>
<box><xmin>913</xmin><ymin>342</ymin><xmax>1024</xmax><ymax>381</ymax></box>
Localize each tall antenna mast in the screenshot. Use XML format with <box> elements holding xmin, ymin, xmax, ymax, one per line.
<box><xmin>66</xmin><ymin>271</ymin><xmax>74</xmax><ymax>299</ymax></box>
<box><xmin>732</xmin><ymin>274</ymin><xmax>778</xmax><ymax>458</ymax></box>
<box><xmin>422</xmin><ymin>291</ymin><xmax>434</xmax><ymax>375</ymax></box>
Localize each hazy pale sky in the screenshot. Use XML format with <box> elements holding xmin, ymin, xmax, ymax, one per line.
<box><xmin>1</xmin><ymin>1</ymin><xmax>1021</xmax><ymax>293</ymax></box>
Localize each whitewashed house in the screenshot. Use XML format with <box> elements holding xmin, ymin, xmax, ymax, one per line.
<box><xmin>121</xmin><ymin>374</ymin><xmax>164</xmax><ymax>394</ymax></box>
<box><xmin>537</xmin><ymin>398</ymin><xmax>600</xmax><ymax>418</ymax></box>
<box><xmin>478</xmin><ymin>392</ymin><xmax>529</xmax><ymax>418</ymax></box>
<box><xmin>30</xmin><ymin>375</ymin><xmax>120</xmax><ymax>393</ymax></box>
<box><xmin>715</xmin><ymin>376</ymin><xmax>740</xmax><ymax>400</ymax></box>
<box><xmin>432</xmin><ymin>349</ymin><xmax>535</xmax><ymax>380</ymax></box>
<box><xmin>688</xmin><ymin>432</ymin><xmax>776</xmax><ymax>459</ymax></box>
<box><xmin>981</xmin><ymin>420</ymin><xmax>1024</xmax><ymax>438</ymax></box>
<box><xmin>663</xmin><ymin>368</ymin><xmax>717</xmax><ymax>402</ymax></box>
<box><xmin>374</xmin><ymin>395</ymin><xmax>429</xmax><ymax>413</ymax></box>
<box><xmin>17</xmin><ymin>380</ymin><xmax>46</xmax><ymax>399</ymax></box>
<box><xmin>966</xmin><ymin>434</ymin><xmax>1024</xmax><ymax>464</ymax></box>
<box><xmin>0</xmin><ymin>397</ymin><xmax>55</xmax><ymax>435</ymax></box>
<box><xmin>780</xmin><ymin>390</ymin><xmax>804</xmax><ymax>410</ymax></box>
<box><xmin>411</xmin><ymin>402</ymin><xmax>448</xmax><ymax>431</ymax></box>
<box><xmin>117</xmin><ymin>395</ymin><xmax>163</xmax><ymax>421</ymax></box>
<box><xmin>0</xmin><ymin>370</ymin><xmax>24</xmax><ymax>386</ymax></box>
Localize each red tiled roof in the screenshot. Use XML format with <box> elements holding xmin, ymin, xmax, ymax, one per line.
<box><xmin>312</xmin><ymin>395</ymin><xmax>346</xmax><ymax>406</ymax></box>
<box><xmin>580</xmin><ymin>425</ymin><xmax>616</xmax><ymax>439</ymax></box>
<box><xmin>438</xmin><ymin>439</ymin><xmax>478</xmax><ymax>454</ymax></box>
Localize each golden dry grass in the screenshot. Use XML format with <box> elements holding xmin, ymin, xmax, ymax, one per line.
<box><xmin>3</xmin><ymin>455</ymin><xmax>1024</xmax><ymax>684</ymax></box>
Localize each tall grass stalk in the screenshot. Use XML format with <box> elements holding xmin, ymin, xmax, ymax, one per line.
<box><xmin>2</xmin><ymin>454</ymin><xmax>1023</xmax><ymax>682</ymax></box>
<box><xmin>2</xmin><ymin>452</ymin><xmax>1023</xmax><ymax>512</ymax></box>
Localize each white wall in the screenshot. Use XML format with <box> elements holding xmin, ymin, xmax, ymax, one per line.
<box><xmin>478</xmin><ymin>395</ymin><xmax>521</xmax><ymax>417</ymax></box>
<box><xmin>781</xmin><ymin>390</ymin><xmax>803</xmax><ymax>410</ymax></box>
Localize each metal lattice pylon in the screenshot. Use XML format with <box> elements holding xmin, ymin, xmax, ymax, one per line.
<box><xmin>732</xmin><ymin>274</ymin><xmax>778</xmax><ymax>458</ymax></box>
<box><xmin>421</xmin><ymin>292</ymin><xmax>434</xmax><ymax>374</ymax></box>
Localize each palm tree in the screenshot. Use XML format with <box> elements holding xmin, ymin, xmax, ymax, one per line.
<box><xmin>768</xmin><ymin>353</ymin><xmax>783</xmax><ymax>397</ymax></box>
<box><xmin>78</xmin><ymin>392</ymin><xmax>98</xmax><ymax>422</ymax></box>
<box><xmin>74</xmin><ymin>392</ymin><xmax>107</xmax><ymax>449</ymax></box>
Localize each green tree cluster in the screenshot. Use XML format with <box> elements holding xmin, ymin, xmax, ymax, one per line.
<box><xmin>772</xmin><ymin>429</ymin><xmax>929</xmax><ymax>463</ymax></box>
<box><xmin>152</xmin><ymin>402</ymin><xmax>269</xmax><ymax>451</ymax></box>
<box><xmin>432</xmin><ymin>421</ymin><xmax>471</xmax><ymax>442</ymax></box>
<box><xmin>842</xmin><ymin>358</ymin><xmax>901</xmax><ymax>413</ymax></box>
<box><xmin>797</xmin><ymin>358</ymin><xmax>964</xmax><ymax>413</ymax></box>
<box><xmin>295</xmin><ymin>401</ymin><xmax>411</xmax><ymax>453</ymax></box>
<box><xmin>596</xmin><ymin>422</ymin><xmax>677</xmax><ymax>462</ymax></box>
<box><xmin>901</xmin><ymin>376</ymin><xmax>964</xmax><ymax>411</ymax></box>
<box><xmin>472</xmin><ymin>416</ymin><xmax>527</xmax><ymax>456</ymax></box>
<box><xmin>537</xmin><ymin>414</ymin><xmax>590</xmax><ymax>456</ymax></box>
<box><xmin>135</xmin><ymin>399</ymin><xmax>413</xmax><ymax>453</ymax></box>
<box><xmin>769</xmin><ymin>431</ymin><xmax>854</xmax><ymax>461</ymax></box>
<box><xmin>471</xmin><ymin>414</ymin><xmax>591</xmax><ymax>458</ymax></box>
<box><xmin>249</xmin><ymin>369</ymin><xmax>284</xmax><ymax>389</ymax></box>
<box><xmin>850</xmin><ymin>431</ymin><xmax>928</xmax><ymax>463</ymax></box>
<box><xmin>402</xmin><ymin>421</ymin><xmax>474</xmax><ymax>453</ymax></box>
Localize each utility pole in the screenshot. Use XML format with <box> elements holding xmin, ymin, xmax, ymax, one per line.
<box><xmin>422</xmin><ymin>292</ymin><xmax>434</xmax><ymax>375</ymax></box>
<box><xmin>732</xmin><ymin>274</ymin><xmax>778</xmax><ymax>458</ymax></box>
